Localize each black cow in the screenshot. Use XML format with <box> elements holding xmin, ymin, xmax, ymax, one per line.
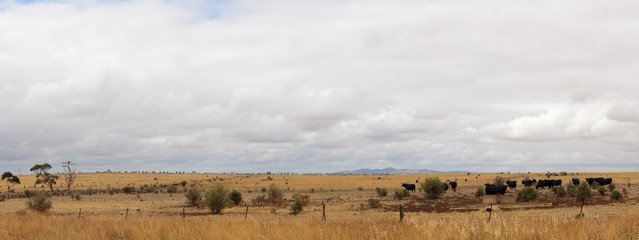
<box><xmin>522</xmin><ymin>180</ymin><xmax>533</xmax><ymax>187</ymax></box>
<box><xmin>484</xmin><ymin>184</ymin><xmax>507</xmax><ymax>195</ymax></box>
<box><xmin>536</xmin><ymin>179</ymin><xmax>562</xmax><ymax>189</ymax></box>
<box><xmin>402</xmin><ymin>183</ymin><xmax>416</xmax><ymax>193</ymax></box>
<box><xmin>586</xmin><ymin>177</ymin><xmax>613</xmax><ymax>186</ymax></box>
<box><xmin>443</xmin><ymin>182</ymin><xmax>449</xmax><ymax>191</ymax></box>
<box><xmin>532</xmin><ymin>179</ymin><xmax>537</xmax><ymax>185</ymax></box>
<box><xmin>572</xmin><ymin>178</ymin><xmax>580</xmax><ymax>185</ymax></box>
<box><xmin>506</xmin><ymin>181</ymin><xmax>517</xmax><ymax>190</ymax></box>
<box><xmin>416</xmin><ymin>180</ymin><xmax>419</xmax><ymax>183</ymax></box>
<box><xmin>449</xmin><ymin>181</ymin><xmax>458</xmax><ymax>192</ymax></box>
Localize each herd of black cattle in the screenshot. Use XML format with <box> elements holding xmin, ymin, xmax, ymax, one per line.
<box><xmin>402</xmin><ymin>177</ymin><xmax>614</xmax><ymax>195</ymax></box>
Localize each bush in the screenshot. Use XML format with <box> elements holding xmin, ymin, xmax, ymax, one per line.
<box><xmin>516</xmin><ymin>187</ymin><xmax>538</xmax><ymax>202</ymax></box>
<box><xmin>185</xmin><ymin>187</ymin><xmax>202</xmax><ymax>206</ymax></box>
<box><xmin>27</xmin><ymin>191</ymin><xmax>52</xmax><ymax>212</ymax></box>
<box><xmin>291</xmin><ymin>193</ymin><xmax>311</xmax><ymax>206</ymax></box>
<box><xmin>180</xmin><ymin>181</ymin><xmax>188</xmax><ymax>187</ymax></box>
<box><xmin>575</xmin><ymin>182</ymin><xmax>592</xmax><ymax>204</ymax></box>
<box><xmin>291</xmin><ymin>200</ymin><xmax>305</xmax><ymax>215</ymax></box>
<box><xmin>261</xmin><ymin>187</ymin><xmax>267</xmax><ymax>193</ymax></box>
<box><xmin>566</xmin><ymin>184</ymin><xmax>578</xmax><ymax>197</ymax></box>
<box><xmin>228</xmin><ymin>190</ymin><xmax>242</xmax><ymax>205</ymax></box>
<box><xmin>367</xmin><ymin>199</ymin><xmax>380</xmax><ymax>209</ymax></box>
<box><xmin>610</xmin><ymin>190</ymin><xmax>622</xmax><ymax>200</ymax></box>
<box><xmin>591</xmin><ymin>181</ymin><xmax>600</xmax><ymax>189</ymax></box>
<box><xmin>598</xmin><ymin>186</ymin><xmax>606</xmax><ymax>195</ymax></box>
<box><xmin>493</xmin><ymin>176</ymin><xmax>505</xmax><ymax>187</ymax></box>
<box><xmin>552</xmin><ymin>186</ymin><xmax>566</xmax><ymax>197</ymax></box>
<box><xmin>420</xmin><ymin>178</ymin><xmax>446</xmax><ymax>199</ymax></box>
<box><xmin>71</xmin><ymin>193</ymin><xmax>82</xmax><ymax>201</ymax></box>
<box><xmin>375</xmin><ymin>188</ymin><xmax>388</xmax><ymax>197</ymax></box>
<box><xmin>357</xmin><ymin>186</ymin><xmax>364</xmax><ymax>191</ymax></box>
<box><xmin>122</xmin><ymin>186</ymin><xmax>133</xmax><ymax>194</ymax></box>
<box><xmin>267</xmin><ymin>184</ymin><xmax>283</xmax><ymax>200</ymax></box>
<box><xmin>475</xmin><ymin>187</ymin><xmax>485</xmax><ymax>197</ymax></box>
<box><xmin>395</xmin><ymin>189</ymin><xmax>409</xmax><ymax>200</ymax></box>
<box><xmin>167</xmin><ymin>185</ymin><xmax>178</xmax><ymax>194</ymax></box>
<box><xmin>205</xmin><ymin>184</ymin><xmax>229</xmax><ymax>214</ymax></box>
<box><xmin>608</xmin><ymin>183</ymin><xmax>616</xmax><ymax>192</ymax></box>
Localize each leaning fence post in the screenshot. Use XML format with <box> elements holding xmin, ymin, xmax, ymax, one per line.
<box><xmin>322</xmin><ymin>201</ymin><xmax>327</xmax><ymax>222</ymax></box>
<box><xmin>126</xmin><ymin>208</ymin><xmax>129</xmax><ymax>219</ymax></box>
<box><xmin>399</xmin><ymin>205</ymin><xmax>404</xmax><ymax>222</ymax></box>
<box><xmin>78</xmin><ymin>208</ymin><xmax>82</xmax><ymax>217</ymax></box>
<box><xmin>244</xmin><ymin>205</ymin><xmax>249</xmax><ymax>222</ymax></box>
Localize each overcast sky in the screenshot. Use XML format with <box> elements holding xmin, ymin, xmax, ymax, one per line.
<box><xmin>1</xmin><ymin>0</ymin><xmax>639</xmax><ymax>174</ymax></box>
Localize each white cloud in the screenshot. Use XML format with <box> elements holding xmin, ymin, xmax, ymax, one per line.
<box><xmin>1</xmin><ymin>0</ymin><xmax>639</xmax><ymax>173</ymax></box>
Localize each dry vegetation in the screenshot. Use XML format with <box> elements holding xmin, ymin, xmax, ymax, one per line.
<box><xmin>1</xmin><ymin>172</ymin><xmax>638</xmax><ymax>239</ymax></box>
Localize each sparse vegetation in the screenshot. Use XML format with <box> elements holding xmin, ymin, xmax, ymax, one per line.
<box><xmin>267</xmin><ymin>184</ymin><xmax>283</xmax><ymax>200</ymax></box>
<box><xmin>26</xmin><ymin>191</ymin><xmax>52</xmax><ymax>212</ymax></box>
<box><xmin>420</xmin><ymin>178</ymin><xmax>446</xmax><ymax>199</ymax></box>
<box><xmin>611</xmin><ymin>190</ymin><xmax>622</xmax><ymax>200</ymax></box>
<box><xmin>367</xmin><ymin>199</ymin><xmax>380</xmax><ymax>209</ymax></box>
<box><xmin>185</xmin><ymin>187</ymin><xmax>202</xmax><ymax>206</ymax></box>
<box><xmin>395</xmin><ymin>189</ymin><xmax>409</xmax><ymax>200</ymax></box>
<box><xmin>598</xmin><ymin>186</ymin><xmax>606</xmax><ymax>195</ymax></box>
<box><xmin>516</xmin><ymin>187</ymin><xmax>538</xmax><ymax>202</ymax></box>
<box><xmin>475</xmin><ymin>187</ymin><xmax>485</xmax><ymax>197</ymax></box>
<box><xmin>552</xmin><ymin>186</ymin><xmax>566</xmax><ymax>197</ymax></box>
<box><xmin>229</xmin><ymin>190</ymin><xmax>242</xmax><ymax>205</ymax></box>
<box><xmin>375</xmin><ymin>187</ymin><xmax>388</xmax><ymax>197</ymax></box>
<box><xmin>205</xmin><ymin>184</ymin><xmax>229</xmax><ymax>214</ymax></box>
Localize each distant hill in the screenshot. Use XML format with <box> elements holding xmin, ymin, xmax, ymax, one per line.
<box><xmin>332</xmin><ymin>167</ymin><xmax>468</xmax><ymax>175</ymax></box>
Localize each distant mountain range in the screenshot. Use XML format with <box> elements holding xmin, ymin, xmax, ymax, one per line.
<box><xmin>332</xmin><ymin>167</ymin><xmax>468</xmax><ymax>175</ymax></box>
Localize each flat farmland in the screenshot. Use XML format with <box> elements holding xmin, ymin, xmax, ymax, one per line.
<box><xmin>1</xmin><ymin>172</ymin><xmax>638</xmax><ymax>239</ymax></box>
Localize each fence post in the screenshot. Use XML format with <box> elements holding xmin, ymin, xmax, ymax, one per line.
<box><xmin>183</xmin><ymin>208</ymin><xmax>185</xmax><ymax>219</ymax></box>
<box><xmin>399</xmin><ymin>205</ymin><xmax>404</xmax><ymax>222</ymax></box>
<box><xmin>487</xmin><ymin>204</ymin><xmax>493</xmax><ymax>223</ymax></box>
<box><xmin>244</xmin><ymin>205</ymin><xmax>249</xmax><ymax>222</ymax></box>
<box><xmin>126</xmin><ymin>208</ymin><xmax>129</xmax><ymax>219</ymax></box>
<box><xmin>322</xmin><ymin>201</ymin><xmax>326</xmax><ymax>222</ymax></box>
<box><xmin>78</xmin><ymin>208</ymin><xmax>81</xmax><ymax>217</ymax></box>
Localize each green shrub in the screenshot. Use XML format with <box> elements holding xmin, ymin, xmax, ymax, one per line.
<box><xmin>395</xmin><ymin>189</ymin><xmax>409</xmax><ymax>200</ymax></box>
<box><xmin>598</xmin><ymin>186</ymin><xmax>606</xmax><ymax>195</ymax></box>
<box><xmin>122</xmin><ymin>186</ymin><xmax>133</xmax><ymax>194</ymax></box>
<box><xmin>267</xmin><ymin>184</ymin><xmax>283</xmax><ymax>200</ymax></box>
<box><xmin>26</xmin><ymin>191</ymin><xmax>52</xmax><ymax>212</ymax></box>
<box><xmin>610</xmin><ymin>190</ymin><xmax>622</xmax><ymax>200</ymax></box>
<box><xmin>493</xmin><ymin>176</ymin><xmax>505</xmax><ymax>187</ymax></box>
<box><xmin>516</xmin><ymin>187</ymin><xmax>538</xmax><ymax>202</ymax></box>
<box><xmin>421</xmin><ymin>178</ymin><xmax>446</xmax><ymax>199</ymax></box>
<box><xmin>229</xmin><ymin>190</ymin><xmax>242</xmax><ymax>205</ymax></box>
<box><xmin>552</xmin><ymin>186</ymin><xmax>566</xmax><ymax>197</ymax></box>
<box><xmin>608</xmin><ymin>183</ymin><xmax>616</xmax><ymax>192</ymax></box>
<box><xmin>475</xmin><ymin>187</ymin><xmax>485</xmax><ymax>197</ymax></box>
<box><xmin>180</xmin><ymin>181</ymin><xmax>188</xmax><ymax>187</ymax></box>
<box><xmin>291</xmin><ymin>200</ymin><xmax>305</xmax><ymax>215</ymax></box>
<box><xmin>367</xmin><ymin>199</ymin><xmax>380</xmax><ymax>208</ymax></box>
<box><xmin>591</xmin><ymin>181</ymin><xmax>599</xmax><ymax>189</ymax></box>
<box><xmin>205</xmin><ymin>184</ymin><xmax>229</xmax><ymax>214</ymax></box>
<box><xmin>375</xmin><ymin>188</ymin><xmax>388</xmax><ymax>197</ymax></box>
<box><xmin>566</xmin><ymin>184</ymin><xmax>578</xmax><ymax>197</ymax></box>
<box><xmin>185</xmin><ymin>187</ymin><xmax>202</xmax><ymax>206</ymax></box>
<box><xmin>575</xmin><ymin>182</ymin><xmax>592</xmax><ymax>204</ymax></box>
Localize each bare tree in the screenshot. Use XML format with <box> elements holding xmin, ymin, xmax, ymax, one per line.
<box><xmin>61</xmin><ymin>161</ymin><xmax>77</xmax><ymax>191</ymax></box>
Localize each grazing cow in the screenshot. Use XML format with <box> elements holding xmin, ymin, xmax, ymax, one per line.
<box><xmin>586</xmin><ymin>177</ymin><xmax>613</xmax><ymax>186</ymax></box>
<box><xmin>536</xmin><ymin>179</ymin><xmax>562</xmax><ymax>189</ymax></box>
<box><xmin>506</xmin><ymin>181</ymin><xmax>517</xmax><ymax>190</ymax></box>
<box><xmin>443</xmin><ymin>183</ymin><xmax>449</xmax><ymax>191</ymax></box>
<box><xmin>532</xmin><ymin>179</ymin><xmax>537</xmax><ymax>185</ymax></box>
<box><xmin>416</xmin><ymin>180</ymin><xmax>419</xmax><ymax>183</ymax></box>
<box><xmin>572</xmin><ymin>178</ymin><xmax>580</xmax><ymax>185</ymax></box>
<box><xmin>484</xmin><ymin>184</ymin><xmax>508</xmax><ymax>195</ymax></box>
<box><xmin>449</xmin><ymin>181</ymin><xmax>458</xmax><ymax>192</ymax></box>
<box><xmin>402</xmin><ymin>183</ymin><xmax>416</xmax><ymax>193</ymax></box>
<box><xmin>465</xmin><ymin>179</ymin><xmax>468</xmax><ymax>182</ymax></box>
<box><xmin>522</xmin><ymin>180</ymin><xmax>533</xmax><ymax>187</ymax></box>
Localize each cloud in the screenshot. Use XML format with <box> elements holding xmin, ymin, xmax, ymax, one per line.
<box><xmin>1</xmin><ymin>0</ymin><xmax>639</xmax><ymax>173</ymax></box>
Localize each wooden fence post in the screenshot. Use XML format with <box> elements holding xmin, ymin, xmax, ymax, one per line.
<box><xmin>78</xmin><ymin>208</ymin><xmax>81</xmax><ymax>217</ymax></box>
<box><xmin>322</xmin><ymin>201</ymin><xmax>327</xmax><ymax>222</ymax></box>
<box><xmin>399</xmin><ymin>205</ymin><xmax>404</xmax><ymax>222</ymax></box>
<box><xmin>244</xmin><ymin>205</ymin><xmax>249</xmax><ymax>222</ymax></box>
<box><xmin>126</xmin><ymin>208</ymin><xmax>129</xmax><ymax>219</ymax></box>
<box><xmin>183</xmin><ymin>208</ymin><xmax>185</xmax><ymax>219</ymax></box>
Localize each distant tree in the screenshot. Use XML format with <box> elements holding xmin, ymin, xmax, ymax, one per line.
<box><xmin>2</xmin><ymin>171</ymin><xmax>21</xmax><ymax>195</ymax></box>
<box><xmin>575</xmin><ymin>181</ymin><xmax>592</xmax><ymax>217</ymax></box>
<box><xmin>30</xmin><ymin>163</ymin><xmax>59</xmax><ymax>192</ymax></box>
<box><xmin>61</xmin><ymin>161</ymin><xmax>77</xmax><ymax>191</ymax></box>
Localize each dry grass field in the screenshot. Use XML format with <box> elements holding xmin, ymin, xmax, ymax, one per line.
<box><xmin>1</xmin><ymin>172</ymin><xmax>638</xmax><ymax>239</ymax></box>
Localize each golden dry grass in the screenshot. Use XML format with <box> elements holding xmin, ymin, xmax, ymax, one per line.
<box><xmin>2</xmin><ymin>172</ymin><xmax>638</xmax><ymax>239</ymax></box>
